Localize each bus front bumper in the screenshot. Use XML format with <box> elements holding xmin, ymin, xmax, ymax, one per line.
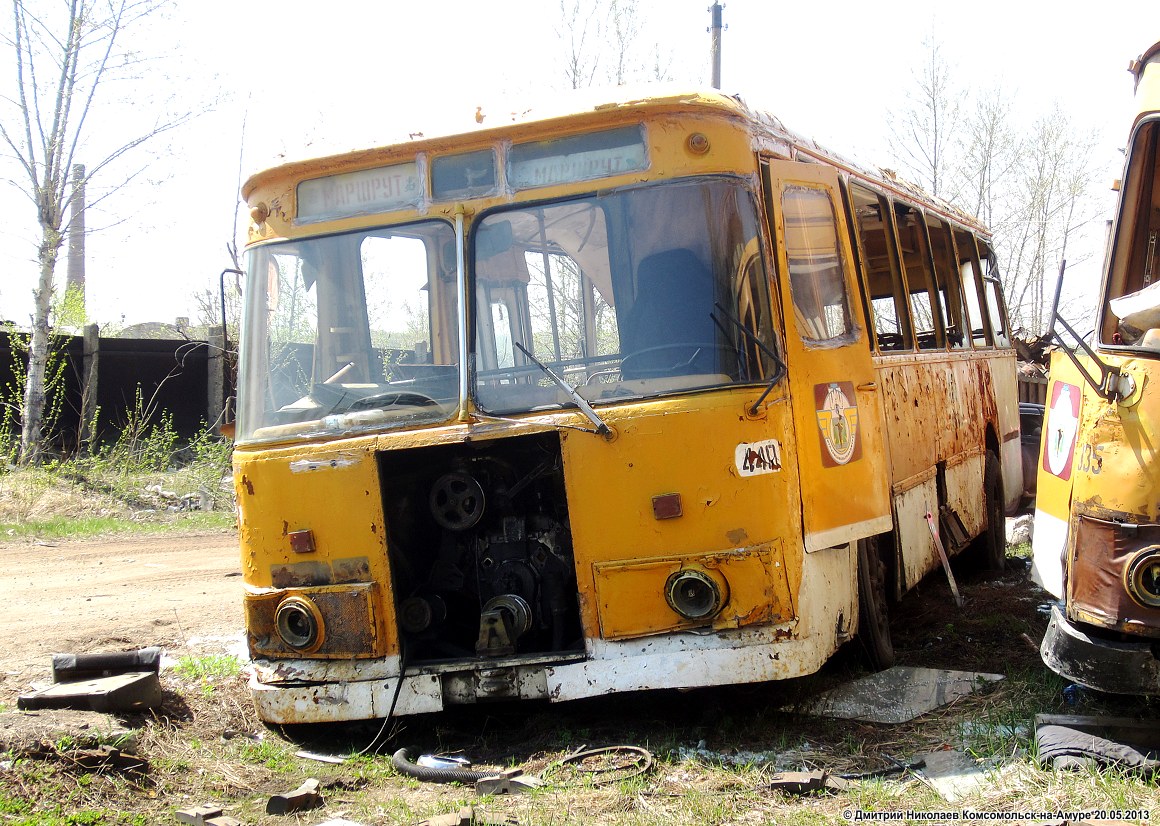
<box><xmin>247</xmin><ymin>623</ymin><xmax>827</xmax><ymax>724</ymax></box>
<box><xmin>1041</xmin><ymin>604</ymin><xmax>1160</xmax><ymax>695</ymax></box>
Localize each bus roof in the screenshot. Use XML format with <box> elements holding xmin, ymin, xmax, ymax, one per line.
<box><xmin>242</xmin><ymin>85</ymin><xmax>987</xmax><ymax>237</ymax></box>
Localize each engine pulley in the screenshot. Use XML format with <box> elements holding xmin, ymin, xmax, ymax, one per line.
<box><xmin>429</xmin><ymin>470</ymin><xmax>486</xmax><ymax>530</ymax></box>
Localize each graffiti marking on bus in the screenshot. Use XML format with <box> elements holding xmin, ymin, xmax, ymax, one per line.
<box><xmin>735</xmin><ymin>439</ymin><xmax>783</xmax><ymax>477</ymax></box>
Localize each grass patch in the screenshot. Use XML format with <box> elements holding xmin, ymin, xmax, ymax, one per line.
<box><xmin>237</xmin><ymin>739</ymin><xmax>296</xmax><ymax>773</ymax></box>
<box><xmin>172</xmin><ymin>653</ymin><xmax>244</xmax><ymax>698</ymax></box>
<box><xmin>0</xmin><ymin>410</ymin><xmax>235</xmax><ymax>536</ymax></box>
<box><xmin>0</xmin><ymin>791</ymin><xmax>31</xmax><ymax>815</ymax></box>
<box><xmin>1009</xmin><ymin>540</ymin><xmax>1033</xmax><ymax>559</ymax></box>
<box><xmin>0</xmin><ymin>511</ymin><xmax>234</xmax><ymax>541</ymax></box>
<box><xmin>172</xmin><ymin>654</ymin><xmax>243</xmax><ymax>682</ymax></box>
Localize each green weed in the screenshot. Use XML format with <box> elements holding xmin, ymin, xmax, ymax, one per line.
<box><xmin>173</xmin><ymin>654</ymin><xmax>242</xmax><ymax>681</ymax></box>
<box><xmin>0</xmin><ymin>792</ymin><xmax>31</xmax><ymax>815</ymax></box>
<box><xmin>238</xmin><ymin>739</ymin><xmax>295</xmax><ymax>773</ymax></box>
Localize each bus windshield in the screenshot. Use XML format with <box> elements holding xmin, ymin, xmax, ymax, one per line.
<box><xmin>237</xmin><ymin>218</ymin><xmax>459</xmax><ymax>442</ymax></box>
<box><xmin>473</xmin><ymin>177</ymin><xmax>780</xmax><ymax>413</ymax></box>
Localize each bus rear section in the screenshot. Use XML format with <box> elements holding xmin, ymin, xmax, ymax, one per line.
<box><xmin>1032</xmin><ymin>40</ymin><xmax>1160</xmax><ymax>695</ymax></box>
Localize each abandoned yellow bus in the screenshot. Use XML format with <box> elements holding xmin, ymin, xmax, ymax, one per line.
<box><xmin>234</xmin><ymin>88</ymin><xmax>1021</xmax><ymax>724</ymax></box>
<box><xmin>1032</xmin><ymin>41</ymin><xmax>1160</xmax><ymax>694</ymax></box>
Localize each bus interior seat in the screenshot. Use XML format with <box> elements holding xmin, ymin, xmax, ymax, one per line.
<box><xmin>622</xmin><ymin>248</ymin><xmax>718</xmax><ymax>379</ymax></box>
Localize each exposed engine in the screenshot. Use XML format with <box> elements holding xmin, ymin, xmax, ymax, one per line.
<box><xmin>378</xmin><ymin>432</ymin><xmax>583</xmax><ymax>663</ymax></box>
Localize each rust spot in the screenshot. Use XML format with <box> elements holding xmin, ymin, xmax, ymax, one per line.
<box><xmin>271</xmin><ymin>561</ymin><xmax>332</xmax><ymax>588</ymax></box>
<box><xmin>242</xmin><ymin>476</ymin><xmax>255</xmax><ymax>496</ymax></box>
<box><xmin>332</xmin><ymin>557</ymin><xmax>372</xmax><ymax>582</ymax></box>
<box><xmin>726</xmin><ymin>528</ymin><xmax>749</xmax><ymax>545</ymax></box>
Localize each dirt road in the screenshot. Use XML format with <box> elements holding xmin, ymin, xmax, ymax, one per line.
<box><xmin>0</xmin><ymin>530</ymin><xmax>243</xmax><ymax>697</ymax></box>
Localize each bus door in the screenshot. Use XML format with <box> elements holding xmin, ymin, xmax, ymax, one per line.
<box><xmin>762</xmin><ymin>160</ymin><xmax>892</xmax><ymax>552</ymax></box>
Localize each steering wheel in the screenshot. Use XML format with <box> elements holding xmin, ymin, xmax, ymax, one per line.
<box><xmin>620</xmin><ymin>343</ymin><xmax>725</xmax><ymax>378</ymax></box>
<box><xmin>349</xmin><ymin>390</ymin><xmax>440</xmax><ymax>410</ymax></box>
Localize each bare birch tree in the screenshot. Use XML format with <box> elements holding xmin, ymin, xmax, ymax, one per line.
<box><xmin>953</xmin><ymin>85</ymin><xmax>1019</xmax><ymax>226</ymax></box>
<box><xmin>555</xmin><ymin>0</ymin><xmax>672</xmax><ymax>90</ymax></box>
<box><xmin>0</xmin><ymin>0</ymin><xmax>189</xmax><ymax>463</ymax></box>
<box><xmin>889</xmin><ymin>39</ymin><xmax>1100</xmax><ymax>337</ymax></box>
<box><xmin>887</xmin><ymin>34</ymin><xmax>961</xmax><ymax>199</ymax></box>
<box><xmin>557</xmin><ymin>0</ymin><xmax>603</xmax><ymax>89</ymax></box>
<box><xmin>997</xmin><ymin>107</ymin><xmax>1099</xmax><ymax>334</ymax></box>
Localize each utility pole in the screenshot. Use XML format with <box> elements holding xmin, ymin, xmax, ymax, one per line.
<box><xmin>708</xmin><ymin>3</ymin><xmax>724</xmax><ymax>89</ymax></box>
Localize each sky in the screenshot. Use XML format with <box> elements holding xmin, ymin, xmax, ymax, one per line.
<box><xmin>0</xmin><ymin>0</ymin><xmax>1157</xmax><ymax>331</ymax></box>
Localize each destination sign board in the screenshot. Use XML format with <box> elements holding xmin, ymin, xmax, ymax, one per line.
<box><xmin>297</xmin><ymin>161</ymin><xmax>422</xmax><ymax>222</ymax></box>
<box><xmin>509</xmin><ymin>126</ymin><xmax>648</xmax><ymax>190</ymax></box>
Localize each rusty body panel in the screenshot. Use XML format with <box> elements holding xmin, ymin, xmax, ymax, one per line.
<box><xmin>1033</xmin><ymin>41</ymin><xmax>1160</xmax><ymax>695</ymax></box>
<box><xmin>875</xmin><ymin>350</ymin><xmax>1016</xmax><ymax>592</ymax></box>
<box><xmin>235</xmin><ymin>87</ymin><xmax>1018</xmax><ymax>723</ymax></box>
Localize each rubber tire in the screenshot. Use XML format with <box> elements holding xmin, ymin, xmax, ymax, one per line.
<box><xmin>857</xmin><ymin>536</ymin><xmax>895</xmax><ymax>670</ymax></box>
<box><xmin>977</xmin><ymin>449</ymin><xmax>1007</xmax><ymax>573</ymax></box>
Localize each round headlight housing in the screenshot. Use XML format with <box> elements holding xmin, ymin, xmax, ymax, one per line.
<box><xmin>275</xmin><ymin>595</ymin><xmax>325</xmax><ymax>652</ymax></box>
<box><xmin>1125</xmin><ymin>546</ymin><xmax>1160</xmax><ymax>608</ymax></box>
<box><xmin>665</xmin><ymin>569</ymin><xmax>726</xmax><ymax>621</ymax></box>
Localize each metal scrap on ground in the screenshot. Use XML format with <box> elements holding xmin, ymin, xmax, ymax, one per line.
<box><xmin>18</xmin><ymin>647</ymin><xmax>163</xmax><ymax>713</ymax></box>
<box><xmin>266</xmin><ymin>777</ymin><xmax>324</xmax><ymax>815</ymax></box>
<box><xmin>1035</xmin><ymin>714</ymin><xmax>1160</xmax><ymax>772</ymax></box>
<box><xmin>783</xmin><ymin>666</ymin><xmax>1005</xmax><ymax>724</ymax></box>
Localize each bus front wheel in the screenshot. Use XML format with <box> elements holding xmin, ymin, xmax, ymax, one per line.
<box><xmin>857</xmin><ymin>536</ymin><xmax>894</xmax><ymax>670</ymax></box>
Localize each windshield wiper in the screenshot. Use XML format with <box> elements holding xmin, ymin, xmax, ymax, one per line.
<box><xmin>712</xmin><ymin>303</ymin><xmax>788</xmax><ymax>415</ymax></box>
<box><xmin>513</xmin><ymin>342</ymin><xmax>612</xmax><ymax>437</ymax></box>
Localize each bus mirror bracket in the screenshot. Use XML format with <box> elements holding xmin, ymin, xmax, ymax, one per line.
<box><xmin>218</xmin><ymin>267</ymin><xmax>243</xmax><ymax>429</ymax></box>
<box><xmin>1046</xmin><ymin>259</ymin><xmax>1128</xmax><ymax>403</ymax></box>
<box><xmin>219</xmin><ymin>267</ymin><xmax>243</xmax><ymax>350</ymax></box>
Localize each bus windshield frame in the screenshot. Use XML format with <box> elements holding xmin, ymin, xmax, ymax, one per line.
<box><xmin>472</xmin><ymin>175</ymin><xmax>781</xmax><ymax>414</ymax></box>
<box><xmin>236</xmin><ymin>174</ymin><xmax>783</xmax><ymax>443</ymax></box>
<box><xmin>236</xmin><ymin>218</ymin><xmax>460</xmax><ymax>443</ymax></box>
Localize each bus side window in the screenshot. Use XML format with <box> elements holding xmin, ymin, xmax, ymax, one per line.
<box><xmin>927</xmin><ymin>215</ymin><xmax>969</xmax><ymax>348</ymax></box>
<box><xmin>849</xmin><ymin>183</ymin><xmax>911</xmax><ymax>352</ymax></box>
<box><xmin>955</xmin><ymin>229</ymin><xmax>992</xmax><ymax>347</ymax></box>
<box><xmin>783</xmin><ymin>185</ymin><xmax>854</xmax><ymax>344</ymax></box>
<box><xmin>894</xmin><ymin>203</ymin><xmax>945</xmax><ymax>350</ymax></box>
<box><xmin>977</xmin><ymin>239</ymin><xmax>1011</xmax><ymax>347</ymax></box>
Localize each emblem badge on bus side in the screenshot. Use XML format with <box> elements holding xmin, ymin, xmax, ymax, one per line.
<box><xmin>814</xmin><ymin>382</ymin><xmax>861</xmax><ymax>467</ymax></box>
<box><xmin>1043</xmin><ymin>381</ymin><xmax>1080</xmax><ymax>481</ymax></box>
